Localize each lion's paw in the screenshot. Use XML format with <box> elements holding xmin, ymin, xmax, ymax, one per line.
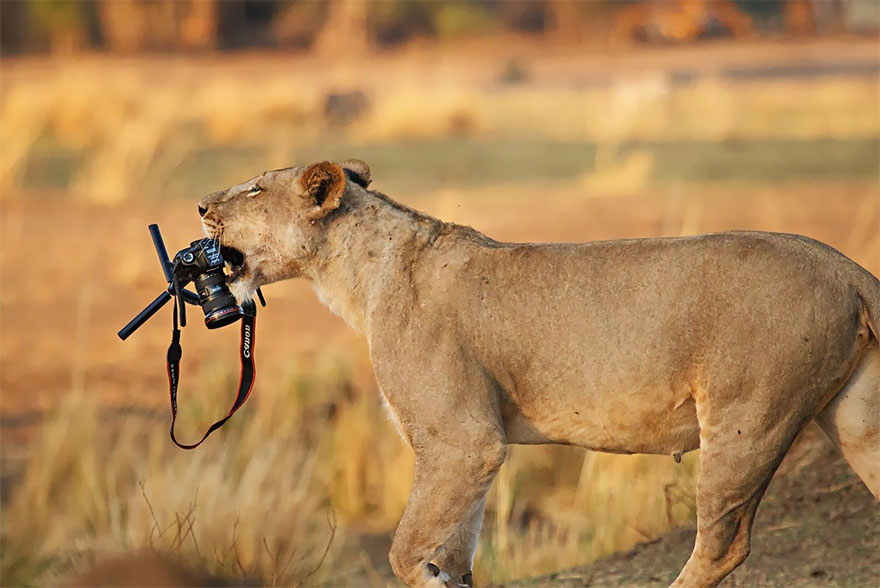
<box><xmin>423</xmin><ymin>563</ymin><xmax>470</xmax><ymax>588</ymax></box>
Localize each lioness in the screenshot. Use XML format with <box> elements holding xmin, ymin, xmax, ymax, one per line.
<box><xmin>198</xmin><ymin>160</ymin><xmax>879</xmax><ymax>588</ymax></box>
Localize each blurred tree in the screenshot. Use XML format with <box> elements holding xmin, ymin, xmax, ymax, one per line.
<box><xmin>217</xmin><ymin>0</ymin><xmax>279</xmax><ymax>49</ymax></box>
<box><xmin>0</xmin><ymin>0</ymin><xmax>874</xmax><ymax>55</ymax></box>
<box><xmin>314</xmin><ymin>0</ymin><xmax>370</xmax><ymax>55</ymax></box>
<box><xmin>547</xmin><ymin>1</ymin><xmax>624</xmax><ymax>45</ymax></box>
<box><xmin>431</xmin><ymin>1</ymin><xmax>497</xmax><ymax>40</ymax></box>
<box><xmin>784</xmin><ymin>0</ymin><xmax>814</xmax><ymax>34</ymax></box>
<box><xmin>27</xmin><ymin>0</ymin><xmax>89</xmax><ymax>54</ymax></box>
<box><xmin>496</xmin><ymin>0</ymin><xmax>547</xmax><ymax>34</ymax></box>
<box><xmin>0</xmin><ymin>1</ymin><xmax>29</xmax><ymax>55</ymax></box>
<box><xmin>367</xmin><ymin>1</ymin><xmax>434</xmax><ymax>47</ymax></box>
<box><xmin>547</xmin><ymin>0</ymin><xmax>587</xmax><ymax>43</ymax></box>
<box><xmin>807</xmin><ymin>0</ymin><xmax>848</xmax><ymax>34</ymax></box>
<box><xmin>610</xmin><ymin>0</ymin><xmax>753</xmax><ymax>44</ymax></box>
<box><xmin>179</xmin><ymin>0</ymin><xmax>218</xmax><ymax>50</ymax></box>
<box><xmin>273</xmin><ymin>1</ymin><xmax>329</xmax><ymax>49</ymax></box>
<box><xmin>97</xmin><ymin>0</ymin><xmax>149</xmax><ymax>53</ymax></box>
<box><xmin>97</xmin><ymin>0</ymin><xmax>216</xmax><ymax>53</ymax></box>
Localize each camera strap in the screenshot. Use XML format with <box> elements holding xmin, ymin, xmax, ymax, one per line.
<box><xmin>166</xmin><ymin>297</ymin><xmax>257</xmax><ymax>450</ymax></box>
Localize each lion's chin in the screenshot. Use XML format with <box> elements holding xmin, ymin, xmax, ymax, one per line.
<box><xmin>228</xmin><ymin>274</ymin><xmax>257</xmax><ymax>305</ymax></box>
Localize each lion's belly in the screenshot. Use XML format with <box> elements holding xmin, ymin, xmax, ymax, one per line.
<box><xmin>496</xmin><ymin>367</ymin><xmax>702</xmax><ymax>455</ymax></box>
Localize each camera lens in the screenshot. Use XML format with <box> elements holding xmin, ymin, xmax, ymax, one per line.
<box><xmin>194</xmin><ymin>268</ymin><xmax>244</xmax><ymax>329</ymax></box>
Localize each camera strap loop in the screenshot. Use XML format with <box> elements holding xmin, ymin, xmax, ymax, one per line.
<box><xmin>166</xmin><ymin>298</ymin><xmax>257</xmax><ymax>450</ymax></box>
<box><xmin>172</xmin><ymin>276</ymin><xmax>187</xmax><ymax>328</ymax></box>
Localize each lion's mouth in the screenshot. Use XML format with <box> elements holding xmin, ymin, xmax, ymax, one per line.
<box><xmin>220</xmin><ymin>245</ymin><xmax>246</xmax><ymax>282</ymax></box>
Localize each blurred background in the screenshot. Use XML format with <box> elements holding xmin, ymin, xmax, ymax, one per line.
<box><xmin>1</xmin><ymin>1</ymin><xmax>878</xmax><ymax>586</ymax></box>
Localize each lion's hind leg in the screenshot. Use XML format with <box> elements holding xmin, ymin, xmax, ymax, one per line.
<box><xmin>816</xmin><ymin>345</ymin><xmax>880</xmax><ymax>498</ymax></box>
<box><xmin>672</xmin><ymin>385</ymin><xmax>815</xmax><ymax>587</ymax></box>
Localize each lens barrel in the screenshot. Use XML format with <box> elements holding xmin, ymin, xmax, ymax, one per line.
<box><xmin>193</xmin><ymin>269</ymin><xmax>244</xmax><ymax>329</ymax></box>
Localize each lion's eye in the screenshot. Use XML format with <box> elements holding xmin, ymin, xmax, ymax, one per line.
<box><xmin>248</xmin><ymin>184</ymin><xmax>263</xmax><ymax>196</ymax></box>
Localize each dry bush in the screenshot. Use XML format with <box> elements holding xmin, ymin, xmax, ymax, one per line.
<box><xmin>1</xmin><ymin>56</ymin><xmax>877</xmax><ymax>202</ymax></box>
<box><xmin>1</xmin><ymin>355</ymin><xmax>699</xmax><ymax>586</ymax></box>
<box><xmin>0</xmin><ymin>359</ymin><xmax>399</xmax><ymax>586</ymax></box>
<box><xmin>477</xmin><ymin>447</ymin><xmax>698</xmax><ymax>582</ymax></box>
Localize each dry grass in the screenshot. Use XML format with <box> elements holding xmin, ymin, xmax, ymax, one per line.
<box><xmin>1</xmin><ymin>360</ymin><xmax>699</xmax><ymax>587</ymax></box>
<box><xmin>1</xmin><ymin>47</ymin><xmax>878</xmax><ymax>202</ymax></box>
<box><xmin>1</xmin><ymin>366</ymin><xmax>357</xmax><ymax>586</ymax></box>
<box><xmin>476</xmin><ymin>448</ymin><xmax>698</xmax><ymax>583</ymax></box>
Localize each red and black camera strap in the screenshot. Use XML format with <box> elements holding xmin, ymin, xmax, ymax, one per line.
<box><xmin>165</xmin><ymin>298</ymin><xmax>257</xmax><ymax>449</ymax></box>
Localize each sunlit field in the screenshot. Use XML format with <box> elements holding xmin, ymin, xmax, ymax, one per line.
<box><xmin>2</xmin><ymin>39</ymin><xmax>878</xmax><ymax>586</ymax></box>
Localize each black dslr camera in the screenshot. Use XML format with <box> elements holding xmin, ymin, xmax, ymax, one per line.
<box><xmin>118</xmin><ymin>225</ymin><xmax>264</xmax><ymax>341</ymax></box>
<box><xmin>171</xmin><ymin>238</ymin><xmax>243</xmax><ymax>329</ymax></box>
<box><xmin>118</xmin><ymin>225</ymin><xmax>266</xmax><ymax>450</ymax></box>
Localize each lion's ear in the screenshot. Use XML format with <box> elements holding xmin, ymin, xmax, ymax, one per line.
<box><xmin>300</xmin><ymin>161</ymin><xmax>346</xmax><ymax>218</ymax></box>
<box><xmin>341</xmin><ymin>159</ymin><xmax>371</xmax><ymax>188</ymax></box>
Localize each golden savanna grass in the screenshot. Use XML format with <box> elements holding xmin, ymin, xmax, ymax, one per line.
<box><xmin>2</xmin><ymin>42</ymin><xmax>878</xmax><ymax>586</ymax></box>
<box><xmin>2</xmin><ymin>41</ymin><xmax>878</xmax><ymax>202</ymax></box>
<box><xmin>0</xmin><ymin>353</ymin><xmax>699</xmax><ymax>586</ymax></box>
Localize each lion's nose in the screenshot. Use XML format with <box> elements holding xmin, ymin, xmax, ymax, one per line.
<box><xmin>198</xmin><ymin>204</ymin><xmax>208</xmax><ymax>217</ymax></box>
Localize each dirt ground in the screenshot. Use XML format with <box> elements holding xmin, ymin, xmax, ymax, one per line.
<box><xmin>518</xmin><ymin>425</ymin><xmax>879</xmax><ymax>587</ymax></box>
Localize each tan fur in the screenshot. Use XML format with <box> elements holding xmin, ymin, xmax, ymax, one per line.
<box><xmin>199</xmin><ymin>160</ymin><xmax>880</xmax><ymax>588</ymax></box>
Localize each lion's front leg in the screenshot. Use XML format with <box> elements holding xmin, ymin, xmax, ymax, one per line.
<box><xmin>372</xmin><ymin>333</ymin><xmax>505</xmax><ymax>587</ymax></box>
<box><xmin>389</xmin><ymin>441</ymin><xmax>504</xmax><ymax>587</ymax></box>
<box><xmin>431</xmin><ymin>495</ymin><xmax>487</xmax><ymax>586</ymax></box>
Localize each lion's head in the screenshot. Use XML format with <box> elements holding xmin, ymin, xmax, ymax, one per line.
<box><xmin>198</xmin><ymin>159</ymin><xmax>371</xmax><ymax>302</ymax></box>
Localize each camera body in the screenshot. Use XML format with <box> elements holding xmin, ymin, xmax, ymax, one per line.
<box><xmin>172</xmin><ymin>239</ymin><xmax>243</xmax><ymax>329</ymax></box>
